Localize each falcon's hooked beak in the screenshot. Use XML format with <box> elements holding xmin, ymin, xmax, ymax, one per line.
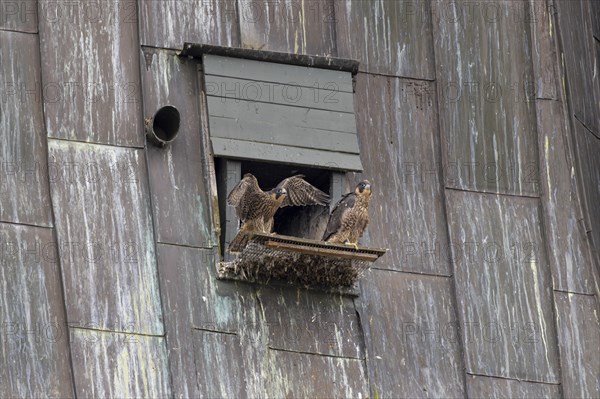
<box><xmin>356</xmin><ymin>180</ymin><xmax>372</xmax><ymax>196</ymax></box>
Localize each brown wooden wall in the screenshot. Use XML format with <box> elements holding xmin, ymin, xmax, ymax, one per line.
<box><xmin>0</xmin><ymin>0</ymin><xmax>599</xmax><ymax>397</ymax></box>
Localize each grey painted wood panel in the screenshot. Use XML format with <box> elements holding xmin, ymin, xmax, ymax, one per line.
<box><xmin>0</xmin><ymin>31</ymin><xmax>52</xmax><ymax>227</ymax></box>
<box><xmin>48</xmin><ymin>140</ymin><xmax>164</xmax><ymax>335</ymax></box>
<box><xmin>536</xmin><ymin>100</ymin><xmax>595</xmax><ymax>294</ymax></box>
<box><xmin>193</xmin><ymin>330</ymin><xmax>248</xmax><ymax>399</ymax></box>
<box><xmin>528</xmin><ymin>0</ymin><xmax>558</xmax><ymax>100</ymax></box>
<box><xmin>204</xmin><ymin>54</ymin><xmax>353</xmax><ymax>93</ymax></box>
<box><xmin>466</xmin><ymin>375</ymin><xmax>560</xmax><ymax>398</ymax></box>
<box><xmin>446</xmin><ymin>190</ymin><xmax>560</xmax><ymax>382</ymax></box>
<box><xmin>207</xmin><ymin>96</ymin><xmax>357</xmax><ymax>135</ymax></box>
<box><xmin>257</xmin><ymin>287</ymin><xmax>364</xmax><ymax>358</ymax></box>
<box><xmin>554</xmin><ymin>291</ymin><xmax>600</xmax><ymax>399</ymax></box>
<box><xmin>211</xmin><ymin>138</ymin><xmax>363</xmax><ymax>171</ymax></box>
<box><xmin>0</xmin><ymin>0</ymin><xmax>36</xmax><ymax>32</ymax></box>
<box><xmin>267</xmin><ymin>350</ymin><xmax>368</xmax><ymax>398</ymax></box>
<box><xmin>0</xmin><ymin>223</ymin><xmax>74</xmax><ymax>398</ymax></box>
<box><xmin>573</xmin><ymin>121</ymin><xmax>600</xmax><ymax>256</ymax></box>
<box><xmin>156</xmin><ymin>244</ymin><xmax>261</xmax><ymax>397</ymax></box>
<box><xmin>205</xmin><ymin>75</ymin><xmax>355</xmax><ymax>113</ymax></box>
<box><xmin>556</xmin><ymin>0</ymin><xmax>600</xmax><ymax>137</ymax></box>
<box><xmin>359</xmin><ymin>270</ymin><xmax>465</xmax><ymax>398</ymax></box>
<box><xmin>237</xmin><ymin>0</ymin><xmax>336</xmax><ymax>56</ymax></box>
<box><xmin>141</xmin><ymin>49</ymin><xmax>213</xmax><ymax>248</ymax></box>
<box><xmin>209</xmin><ymin>116</ymin><xmax>359</xmax><ymax>154</ymax></box>
<box><xmin>138</xmin><ymin>0</ymin><xmax>240</xmax><ymax>49</ymax></box>
<box><xmin>70</xmin><ymin>329</ymin><xmax>171</xmax><ymax>398</ymax></box>
<box><xmin>38</xmin><ymin>0</ymin><xmax>143</xmax><ymax>147</ymax></box>
<box><xmin>433</xmin><ymin>0</ymin><xmax>540</xmax><ymax>196</ymax></box>
<box><xmin>354</xmin><ymin>73</ymin><xmax>451</xmax><ymax>275</ymax></box>
<box><xmin>335</xmin><ymin>0</ymin><xmax>435</xmax><ymax>80</ymax></box>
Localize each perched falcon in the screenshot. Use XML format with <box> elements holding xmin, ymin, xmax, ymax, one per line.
<box><xmin>227</xmin><ymin>173</ymin><xmax>329</xmax><ymax>252</ymax></box>
<box><xmin>322</xmin><ymin>180</ymin><xmax>372</xmax><ymax>248</ymax></box>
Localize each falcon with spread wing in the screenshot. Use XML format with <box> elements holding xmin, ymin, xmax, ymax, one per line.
<box><xmin>322</xmin><ymin>180</ymin><xmax>372</xmax><ymax>248</ymax></box>
<box><xmin>227</xmin><ymin>173</ymin><xmax>329</xmax><ymax>252</ymax></box>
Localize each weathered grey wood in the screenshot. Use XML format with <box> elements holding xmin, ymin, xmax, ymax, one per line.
<box><xmin>185</xmin><ymin>42</ymin><xmax>359</xmax><ymax>73</ymax></box>
<box><xmin>433</xmin><ymin>0</ymin><xmax>540</xmax><ymax>196</ymax></box>
<box><xmin>0</xmin><ymin>223</ymin><xmax>74</xmax><ymax>398</ymax></box>
<box><xmin>354</xmin><ymin>73</ymin><xmax>451</xmax><ymax>275</ymax></box>
<box><xmin>139</xmin><ymin>0</ymin><xmax>240</xmax><ymax>49</ymax></box>
<box><xmin>223</xmin><ymin>160</ymin><xmax>241</xmax><ymax>260</ymax></box>
<box><xmin>48</xmin><ymin>140</ymin><xmax>163</xmax><ymax>335</ymax></box>
<box><xmin>0</xmin><ymin>31</ymin><xmax>53</xmax><ymax>227</ymax></box>
<box><xmin>69</xmin><ymin>329</ymin><xmax>171</xmax><ymax>398</ymax></box>
<box><xmin>466</xmin><ymin>374</ymin><xmax>560</xmax><ymax>398</ymax></box>
<box><xmin>257</xmin><ymin>287</ymin><xmax>364</xmax><ymax>358</ymax></box>
<box><xmin>528</xmin><ymin>0</ymin><xmax>558</xmax><ymax>100</ymax></box>
<box><xmin>335</xmin><ymin>0</ymin><xmax>435</xmax><ymax>80</ymax></box>
<box><xmin>204</xmin><ymin>54</ymin><xmax>354</xmax><ymax>93</ymax></box>
<box><xmin>209</xmin><ymin>116</ymin><xmax>359</xmax><ymax>154</ymax></box>
<box><xmin>556</xmin><ymin>0</ymin><xmax>600</xmax><ymax>138</ymax></box>
<box><xmin>237</xmin><ymin>0</ymin><xmax>336</xmax><ymax>56</ymax></box>
<box><xmin>572</xmin><ymin>121</ymin><xmax>600</xmax><ymax>256</ymax></box>
<box><xmin>204</xmin><ymin>75</ymin><xmax>356</xmax><ymax>113</ymax></box>
<box><xmin>193</xmin><ymin>330</ymin><xmax>248</xmax><ymax>398</ymax></box>
<box><xmin>536</xmin><ymin>100</ymin><xmax>595</xmax><ymax>294</ymax></box>
<box><xmin>267</xmin><ymin>349</ymin><xmax>368</xmax><ymax>398</ymax></box>
<box><xmin>211</xmin><ymin>138</ymin><xmax>363</xmax><ymax>171</ymax></box>
<box><xmin>38</xmin><ymin>0</ymin><xmax>143</xmax><ymax>147</ymax></box>
<box><xmin>0</xmin><ymin>0</ymin><xmax>37</xmax><ymax>32</ymax></box>
<box><xmin>554</xmin><ymin>291</ymin><xmax>600</xmax><ymax>399</ymax></box>
<box><xmin>358</xmin><ymin>270</ymin><xmax>465</xmax><ymax>398</ymax></box>
<box><xmin>141</xmin><ymin>48</ymin><xmax>213</xmax><ymax>248</ymax></box>
<box><xmin>207</xmin><ymin>96</ymin><xmax>358</xmax><ymax>134</ymax></box>
<box><xmin>445</xmin><ymin>190</ymin><xmax>560</xmax><ymax>382</ymax></box>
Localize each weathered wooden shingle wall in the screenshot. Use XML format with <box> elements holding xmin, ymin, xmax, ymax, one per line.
<box><xmin>1</xmin><ymin>0</ymin><xmax>599</xmax><ymax>398</ymax></box>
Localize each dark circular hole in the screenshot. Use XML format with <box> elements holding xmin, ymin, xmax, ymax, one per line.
<box><xmin>152</xmin><ymin>105</ymin><xmax>180</xmax><ymax>142</ymax></box>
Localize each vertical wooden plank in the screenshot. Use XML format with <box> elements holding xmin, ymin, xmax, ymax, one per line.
<box><xmin>572</xmin><ymin>122</ymin><xmax>600</xmax><ymax>256</ymax></box>
<box><xmin>466</xmin><ymin>375</ymin><xmax>560</xmax><ymax>398</ymax></box>
<box><xmin>528</xmin><ymin>0</ymin><xmax>558</xmax><ymax>100</ymax></box>
<box><xmin>446</xmin><ymin>191</ymin><xmax>560</xmax><ymax>383</ymax></box>
<box><xmin>554</xmin><ymin>292</ymin><xmax>600</xmax><ymax>399</ymax></box>
<box><xmin>536</xmin><ymin>100</ymin><xmax>595</xmax><ymax>294</ymax></box>
<box><xmin>555</xmin><ymin>0</ymin><xmax>600</xmax><ymax>138</ymax></box>
<box><xmin>0</xmin><ymin>0</ymin><xmax>37</xmax><ymax>32</ymax></box>
<box><xmin>354</xmin><ymin>73</ymin><xmax>451</xmax><ymax>276</ymax></box>
<box><xmin>257</xmin><ymin>287</ymin><xmax>364</xmax><ymax>358</ymax></box>
<box><xmin>224</xmin><ymin>159</ymin><xmax>241</xmax><ymax>259</ymax></box>
<box><xmin>433</xmin><ymin>0</ymin><xmax>540</xmax><ymax>195</ymax></box>
<box><xmin>69</xmin><ymin>329</ymin><xmax>171</xmax><ymax>398</ymax></box>
<box><xmin>138</xmin><ymin>0</ymin><xmax>240</xmax><ymax>49</ymax></box>
<box><xmin>237</xmin><ymin>0</ymin><xmax>336</xmax><ymax>56</ymax></box>
<box><xmin>267</xmin><ymin>350</ymin><xmax>368</xmax><ymax>398</ymax></box>
<box><xmin>336</xmin><ymin>0</ymin><xmax>435</xmax><ymax>80</ymax></box>
<box><xmin>359</xmin><ymin>270</ymin><xmax>465</xmax><ymax>398</ymax></box>
<box><xmin>0</xmin><ymin>31</ymin><xmax>52</xmax><ymax>227</ymax></box>
<box><xmin>38</xmin><ymin>0</ymin><xmax>143</xmax><ymax>147</ymax></box>
<box><xmin>141</xmin><ymin>49</ymin><xmax>213</xmax><ymax>248</ymax></box>
<box><xmin>48</xmin><ymin>140</ymin><xmax>164</xmax><ymax>335</ymax></box>
<box><xmin>0</xmin><ymin>223</ymin><xmax>74</xmax><ymax>398</ymax></box>
<box><xmin>193</xmin><ymin>330</ymin><xmax>248</xmax><ymax>399</ymax></box>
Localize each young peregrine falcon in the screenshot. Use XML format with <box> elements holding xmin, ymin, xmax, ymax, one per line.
<box><xmin>227</xmin><ymin>173</ymin><xmax>329</xmax><ymax>252</ymax></box>
<box><xmin>322</xmin><ymin>180</ymin><xmax>372</xmax><ymax>248</ymax></box>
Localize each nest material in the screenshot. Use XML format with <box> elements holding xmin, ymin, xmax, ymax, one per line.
<box><xmin>219</xmin><ymin>233</ymin><xmax>386</xmax><ymax>288</ymax></box>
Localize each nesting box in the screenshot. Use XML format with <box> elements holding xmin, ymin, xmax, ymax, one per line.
<box><xmin>218</xmin><ymin>233</ymin><xmax>387</xmax><ymax>290</ymax></box>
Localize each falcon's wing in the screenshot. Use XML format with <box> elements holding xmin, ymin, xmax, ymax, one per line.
<box><xmin>227</xmin><ymin>174</ymin><xmax>261</xmax><ymax>219</ymax></box>
<box><xmin>277</xmin><ymin>175</ymin><xmax>330</xmax><ymax>207</ymax></box>
<box><xmin>322</xmin><ymin>192</ymin><xmax>356</xmax><ymax>241</ymax></box>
